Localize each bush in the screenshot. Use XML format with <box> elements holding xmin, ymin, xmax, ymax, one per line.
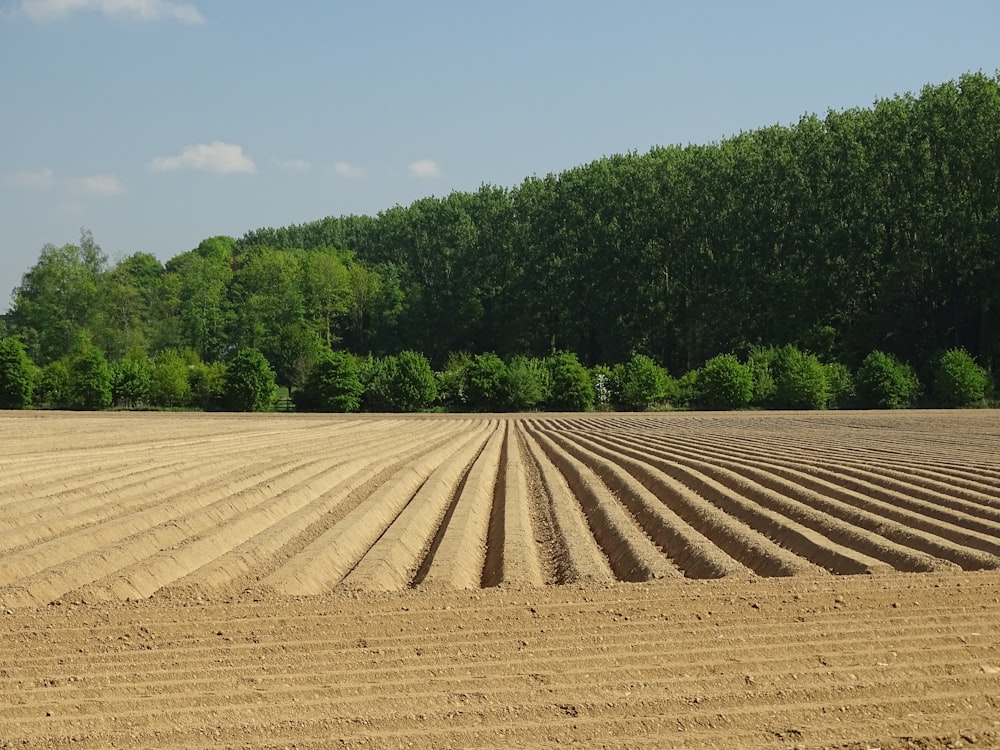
<box><xmin>464</xmin><ymin>352</ymin><xmax>508</xmax><ymax>412</ymax></box>
<box><xmin>615</xmin><ymin>353</ymin><xmax>668</xmax><ymax>411</ymax></box>
<box><xmin>68</xmin><ymin>342</ymin><xmax>112</xmax><ymax>410</ymax></box>
<box><xmin>697</xmin><ymin>354</ymin><xmax>753</xmax><ymax>410</ymax></box>
<box><xmin>0</xmin><ymin>336</ymin><xmax>35</xmax><ymax>409</ymax></box>
<box><xmin>148</xmin><ymin>349</ymin><xmax>192</xmax><ymax>408</ymax></box>
<box><xmin>35</xmin><ymin>360</ymin><xmax>71</xmax><ymax>408</ymax></box>
<box><xmin>855</xmin><ymin>350</ymin><xmax>921</xmax><ymax>409</ymax></box>
<box><xmin>666</xmin><ymin>370</ymin><xmax>698</xmax><ymax>409</ymax></box>
<box><xmin>388</xmin><ymin>350</ymin><xmax>437</xmax><ymax>412</ymax></box>
<box><xmin>590</xmin><ymin>365</ymin><xmax>615</xmax><ymax>410</ymax></box>
<box><xmin>823</xmin><ymin>361</ymin><xmax>855</xmax><ymax>409</ymax></box>
<box><xmin>358</xmin><ymin>355</ymin><xmax>397</xmax><ymax>412</ymax></box>
<box><xmin>746</xmin><ymin>346</ymin><xmax>778</xmax><ymax>407</ymax></box>
<box><xmin>297</xmin><ymin>349</ymin><xmax>362</xmax><ymax>412</ymax></box>
<box><xmin>771</xmin><ymin>345</ymin><xmax>829</xmax><ymax>410</ymax></box>
<box><xmin>546</xmin><ymin>351</ymin><xmax>594</xmax><ymax>411</ymax></box>
<box><xmin>501</xmin><ymin>356</ymin><xmax>550</xmax><ymax>411</ymax></box>
<box><xmin>111</xmin><ymin>353</ymin><xmax>152</xmax><ymax>408</ymax></box>
<box><xmin>223</xmin><ymin>347</ymin><xmax>277</xmax><ymax>412</ymax></box>
<box><xmin>932</xmin><ymin>348</ymin><xmax>988</xmax><ymax>407</ymax></box>
<box><xmin>188</xmin><ymin>359</ymin><xmax>227</xmax><ymax>410</ymax></box>
<box><xmin>435</xmin><ymin>352</ymin><xmax>471</xmax><ymax>410</ymax></box>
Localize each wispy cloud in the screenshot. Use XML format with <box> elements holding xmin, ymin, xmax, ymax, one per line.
<box><xmin>1</xmin><ymin>167</ymin><xmax>125</xmax><ymax>196</ymax></box>
<box><xmin>18</xmin><ymin>0</ymin><xmax>205</xmax><ymax>24</ymax></box>
<box><xmin>1</xmin><ymin>167</ymin><xmax>56</xmax><ymax>188</ymax></box>
<box><xmin>151</xmin><ymin>141</ymin><xmax>257</xmax><ymax>175</ymax></box>
<box><xmin>78</xmin><ymin>173</ymin><xmax>125</xmax><ymax>196</ymax></box>
<box><xmin>273</xmin><ymin>157</ymin><xmax>310</xmax><ymax>173</ymax></box>
<box><xmin>332</xmin><ymin>161</ymin><xmax>365</xmax><ymax>179</ymax></box>
<box><xmin>408</xmin><ymin>159</ymin><xmax>442</xmax><ymax>178</ymax></box>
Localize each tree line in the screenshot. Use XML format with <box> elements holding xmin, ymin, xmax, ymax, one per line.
<box><xmin>2</xmin><ymin>72</ymin><xmax>998</xmax><ymax>411</ymax></box>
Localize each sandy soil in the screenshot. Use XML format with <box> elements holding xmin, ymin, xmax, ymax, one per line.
<box><xmin>1</xmin><ymin>410</ymin><xmax>999</xmax><ymax>748</ymax></box>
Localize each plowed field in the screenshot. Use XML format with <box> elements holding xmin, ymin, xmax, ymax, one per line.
<box><xmin>2</xmin><ymin>410</ymin><xmax>999</xmax><ymax>748</ymax></box>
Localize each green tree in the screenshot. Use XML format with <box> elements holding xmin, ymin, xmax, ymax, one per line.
<box><xmin>501</xmin><ymin>356</ymin><xmax>550</xmax><ymax>411</ymax></box>
<box><xmin>388</xmin><ymin>350</ymin><xmax>437</xmax><ymax>412</ymax></box>
<box><xmin>771</xmin><ymin>345</ymin><xmax>830</xmax><ymax>410</ymax></box>
<box><xmin>297</xmin><ymin>349</ymin><xmax>362</xmax><ymax>412</ymax></box>
<box><xmin>9</xmin><ymin>230</ymin><xmax>107</xmax><ymax>364</ymax></box>
<box><xmin>67</xmin><ymin>340</ymin><xmax>112</xmax><ymax>410</ymax></box>
<box><xmin>223</xmin><ymin>347</ymin><xmax>277</xmax><ymax>412</ymax></box>
<box><xmin>35</xmin><ymin>360</ymin><xmax>71</xmax><ymax>409</ymax></box>
<box><xmin>932</xmin><ymin>348</ymin><xmax>988</xmax><ymax>407</ymax></box>
<box><xmin>615</xmin><ymin>353</ymin><xmax>669</xmax><ymax>411</ymax></box>
<box><xmin>0</xmin><ymin>336</ymin><xmax>35</xmax><ymax>409</ymax></box>
<box><xmin>697</xmin><ymin>354</ymin><xmax>753</xmax><ymax>410</ymax></box>
<box><xmin>546</xmin><ymin>351</ymin><xmax>594</xmax><ymax>411</ymax></box>
<box><xmin>111</xmin><ymin>351</ymin><xmax>152</xmax><ymax>409</ymax></box>
<box><xmin>855</xmin><ymin>351</ymin><xmax>921</xmax><ymax>409</ymax></box>
<box><xmin>824</xmin><ymin>361</ymin><xmax>856</xmax><ymax>409</ymax></box>
<box><xmin>188</xmin><ymin>358</ymin><xmax>226</xmax><ymax>411</ymax></box>
<box><xmin>464</xmin><ymin>352</ymin><xmax>508</xmax><ymax>412</ymax></box>
<box><xmin>358</xmin><ymin>355</ymin><xmax>397</xmax><ymax>412</ymax></box>
<box><xmin>148</xmin><ymin>349</ymin><xmax>192</xmax><ymax>408</ymax></box>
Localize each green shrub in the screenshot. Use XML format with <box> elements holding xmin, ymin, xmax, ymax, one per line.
<box><xmin>188</xmin><ymin>359</ymin><xmax>227</xmax><ymax>411</ymax></box>
<box><xmin>615</xmin><ymin>353</ymin><xmax>669</xmax><ymax>411</ymax></box>
<box><xmin>855</xmin><ymin>350</ymin><xmax>920</xmax><ymax>409</ymax></box>
<box><xmin>666</xmin><ymin>370</ymin><xmax>698</xmax><ymax>409</ymax></box>
<box><xmin>590</xmin><ymin>364</ymin><xmax>615</xmax><ymax>410</ymax></box>
<box><xmin>389</xmin><ymin>350</ymin><xmax>437</xmax><ymax>412</ymax></box>
<box><xmin>297</xmin><ymin>349</ymin><xmax>362</xmax><ymax>412</ymax></box>
<box><xmin>35</xmin><ymin>360</ymin><xmax>71</xmax><ymax>408</ymax></box>
<box><xmin>501</xmin><ymin>356</ymin><xmax>550</xmax><ymax>411</ymax></box>
<box><xmin>148</xmin><ymin>349</ymin><xmax>192</xmax><ymax>408</ymax></box>
<box><xmin>931</xmin><ymin>348</ymin><xmax>988</xmax><ymax>408</ymax></box>
<box><xmin>823</xmin><ymin>361</ymin><xmax>856</xmax><ymax>409</ymax></box>
<box><xmin>746</xmin><ymin>346</ymin><xmax>778</xmax><ymax>407</ymax></box>
<box><xmin>358</xmin><ymin>355</ymin><xmax>397</xmax><ymax>412</ymax></box>
<box><xmin>546</xmin><ymin>351</ymin><xmax>594</xmax><ymax>411</ymax></box>
<box><xmin>771</xmin><ymin>345</ymin><xmax>829</xmax><ymax>410</ymax></box>
<box><xmin>223</xmin><ymin>347</ymin><xmax>277</xmax><ymax>412</ymax></box>
<box><xmin>435</xmin><ymin>352</ymin><xmax>471</xmax><ymax>410</ymax></box>
<box><xmin>68</xmin><ymin>342</ymin><xmax>112</xmax><ymax>410</ymax></box>
<box><xmin>0</xmin><ymin>336</ymin><xmax>35</xmax><ymax>409</ymax></box>
<box><xmin>464</xmin><ymin>352</ymin><xmax>508</xmax><ymax>412</ymax></box>
<box><xmin>111</xmin><ymin>353</ymin><xmax>152</xmax><ymax>408</ymax></box>
<box><xmin>697</xmin><ymin>354</ymin><xmax>753</xmax><ymax>410</ymax></box>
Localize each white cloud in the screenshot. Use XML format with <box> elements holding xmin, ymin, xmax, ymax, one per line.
<box><xmin>2</xmin><ymin>167</ymin><xmax>56</xmax><ymax>188</ymax></box>
<box><xmin>408</xmin><ymin>159</ymin><xmax>442</xmax><ymax>178</ymax></box>
<box><xmin>273</xmin><ymin>157</ymin><xmax>310</xmax><ymax>173</ymax></box>
<box><xmin>150</xmin><ymin>141</ymin><xmax>257</xmax><ymax>175</ymax></box>
<box><xmin>18</xmin><ymin>0</ymin><xmax>205</xmax><ymax>24</ymax></box>
<box><xmin>332</xmin><ymin>161</ymin><xmax>365</xmax><ymax>179</ymax></box>
<box><xmin>78</xmin><ymin>174</ymin><xmax>124</xmax><ymax>196</ymax></box>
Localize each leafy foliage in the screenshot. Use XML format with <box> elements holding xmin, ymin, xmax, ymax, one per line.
<box><xmin>501</xmin><ymin>356</ymin><xmax>550</xmax><ymax>411</ymax></box>
<box><xmin>148</xmin><ymin>349</ymin><xmax>192</xmax><ymax>408</ymax></box>
<box><xmin>614</xmin><ymin>353</ymin><xmax>668</xmax><ymax>411</ymax></box>
<box><xmin>0</xmin><ymin>336</ymin><xmax>35</xmax><ymax>409</ymax></box>
<box><xmin>464</xmin><ymin>353</ymin><xmax>508</xmax><ymax>412</ymax></box>
<box><xmin>546</xmin><ymin>352</ymin><xmax>594</xmax><ymax>411</ymax></box>
<box><xmin>931</xmin><ymin>348</ymin><xmax>988</xmax><ymax>407</ymax></box>
<box><xmin>697</xmin><ymin>354</ymin><xmax>753</xmax><ymax>410</ymax></box>
<box><xmin>855</xmin><ymin>351</ymin><xmax>921</xmax><ymax>409</ymax></box>
<box><xmin>223</xmin><ymin>347</ymin><xmax>277</xmax><ymax>412</ymax></box>
<box><xmin>297</xmin><ymin>349</ymin><xmax>362</xmax><ymax>412</ymax></box>
<box><xmin>67</xmin><ymin>341</ymin><xmax>112</xmax><ymax>411</ymax></box>
<box><xmin>771</xmin><ymin>345</ymin><xmax>830</xmax><ymax>410</ymax></box>
<box><xmin>111</xmin><ymin>352</ymin><xmax>152</xmax><ymax>409</ymax></box>
<box><xmin>388</xmin><ymin>350</ymin><xmax>437</xmax><ymax>412</ymax></box>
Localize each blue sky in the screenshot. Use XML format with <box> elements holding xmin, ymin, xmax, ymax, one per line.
<box><xmin>1</xmin><ymin>0</ymin><xmax>998</xmax><ymax>312</ymax></box>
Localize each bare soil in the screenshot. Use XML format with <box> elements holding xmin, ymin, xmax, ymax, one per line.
<box><xmin>2</xmin><ymin>410</ymin><xmax>999</xmax><ymax>748</ymax></box>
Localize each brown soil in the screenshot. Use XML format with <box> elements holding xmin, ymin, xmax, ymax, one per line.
<box><xmin>2</xmin><ymin>410</ymin><xmax>999</xmax><ymax>748</ymax></box>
